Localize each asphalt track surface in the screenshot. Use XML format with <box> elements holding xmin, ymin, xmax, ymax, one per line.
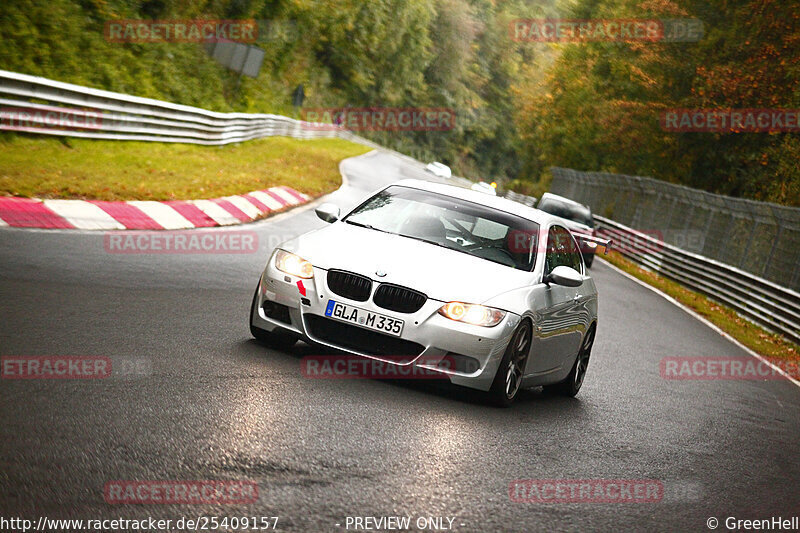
<box><xmin>1</xmin><ymin>151</ymin><xmax>799</xmax><ymax>532</ymax></box>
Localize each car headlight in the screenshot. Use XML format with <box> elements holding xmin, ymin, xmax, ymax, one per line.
<box><xmin>274</xmin><ymin>249</ymin><xmax>314</xmax><ymax>278</ymax></box>
<box><xmin>438</xmin><ymin>302</ymin><xmax>506</xmax><ymax>327</ymax></box>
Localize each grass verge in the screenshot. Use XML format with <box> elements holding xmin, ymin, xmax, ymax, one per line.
<box><xmin>601</xmin><ymin>250</ymin><xmax>799</xmax><ymax>364</ymax></box>
<box><xmin>0</xmin><ymin>135</ymin><xmax>372</xmax><ymax>201</ymax></box>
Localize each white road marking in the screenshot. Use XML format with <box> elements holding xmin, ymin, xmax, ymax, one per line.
<box><xmin>268</xmin><ymin>187</ymin><xmax>301</xmax><ymax>205</ymax></box>
<box><xmin>224</xmin><ymin>195</ymin><xmax>262</xmax><ymax>219</ymax></box>
<box><xmin>598</xmin><ymin>257</ymin><xmax>800</xmax><ymax>390</ymax></box>
<box><xmin>127</xmin><ymin>201</ymin><xmax>194</xmax><ymax>229</ymax></box>
<box><xmin>42</xmin><ymin>200</ymin><xmax>125</xmax><ymax>230</ymax></box>
<box><xmin>248</xmin><ymin>190</ymin><xmax>284</xmax><ymax>211</ymax></box>
<box><xmin>289</xmin><ymin>188</ymin><xmax>311</xmax><ymax>201</ymax></box>
<box><xmin>191</xmin><ymin>199</ymin><xmax>240</xmax><ymax>226</ymax></box>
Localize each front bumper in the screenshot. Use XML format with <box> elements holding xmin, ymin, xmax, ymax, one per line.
<box><xmin>251</xmin><ymin>257</ymin><xmax>520</xmax><ymax>392</ymax></box>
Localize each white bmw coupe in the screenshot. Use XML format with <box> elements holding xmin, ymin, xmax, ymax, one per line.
<box><xmin>250</xmin><ymin>179</ymin><xmax>608</xmax><ymax>405</ymax></box>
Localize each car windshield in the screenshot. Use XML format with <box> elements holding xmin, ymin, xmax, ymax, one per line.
<box><xmin>538</xmin><ymin>198</ymin><xmax>594</xmax><ymax>227</ymax></box>
<box><xmin>344</xmin><ymin>186</ymin><xmax>539</xmax><ymax>271</ymax></box>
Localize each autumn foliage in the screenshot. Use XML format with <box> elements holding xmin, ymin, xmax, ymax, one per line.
<box><xmin>514</xmin><ymin>0</ymin><xmax>800</xmax><ymax>206</ymax></box>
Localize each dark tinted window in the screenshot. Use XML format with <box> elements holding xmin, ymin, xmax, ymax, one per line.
<box><xmin>545</xmin><ymin>226</ymin><xmax>583</xmax><ymax>275</ymax></box>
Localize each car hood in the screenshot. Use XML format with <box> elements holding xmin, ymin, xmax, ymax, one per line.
<box><xmin>284</xmin><ymin>222</ymin><xmax>533</xmax><ymax>305</ymax></box>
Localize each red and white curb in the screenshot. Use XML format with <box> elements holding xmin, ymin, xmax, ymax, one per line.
<box><xmin>0</xmin><ymin>186</ymin><xmax>310</xmax><ymax>230</ymax></box>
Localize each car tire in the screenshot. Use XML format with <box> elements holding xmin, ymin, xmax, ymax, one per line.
<box><xmin>583</xmin><ymin>252</ymin><xmax>594</xmax><ymax>269</ymax></box>
<box><xmin>249</xmin><ymin>284</ymin><xmax>298</xmax><ymax>349</ymax></box>
<box><xmin>543</xmin><ymin>326</ymin><xmax>595</xmax><ymax>397</ymax></box>
<box><xmin>489</xmin><ymin>320</ymin><xmax>532</xmax><ymax>407</ymax></box>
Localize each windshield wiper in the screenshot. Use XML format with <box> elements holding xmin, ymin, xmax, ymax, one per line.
<box><xmin>345</xmin><ymin>220</ymin><xmax>391</xmax><ymax>234</ymax></box>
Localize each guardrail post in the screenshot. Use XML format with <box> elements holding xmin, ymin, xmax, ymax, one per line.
<box><xmin>763</xmin><ymin>223</ymin><xmax>783</xmax><ymax>278</ymax></box>
<box><xmin>681</xmin><ymin>202</ymin><xmax>696</xmax><ymax>248</ymax></box>
<box><xmin>662</xmin><ymin>197</ymin><xmax>679</xmax><ymax>230</ymax></box>
<box><xmin>700</xmin><ymin>208</ymin><xmax>716</xmax><ymax>256</ymax></box>
<box><xmin>739</xmin><ymin>221</ymin><xmax>759</xmax><ymax>269</ymax></box>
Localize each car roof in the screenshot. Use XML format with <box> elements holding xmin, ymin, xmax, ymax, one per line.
<box><xmin>390</xmin><ymin>179</ymin><xmax>561</xmax><ymax>227</ymax></box>
<box><xmin>539</xmin><ymin>192</ymin><xmax>591</xmax><ymax>211</ymax></box>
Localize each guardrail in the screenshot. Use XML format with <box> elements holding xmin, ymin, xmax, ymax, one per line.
<box><xmin>595</xmin><ymin>216</ymin><xmax>800</xmax><ymax>345</ymax></box>
<box><xmin>0</xmin><ymin>69</ymin><xmax>478</xmax><ymax>188</ymax></box>
<box><xmin>550</xmin><ymin>167</ymin><xmax>800</xmax><ymax>293</ymax></box>
<box><xmin>500</xmin><ymin>188</ymin><xmax>800</xmax><ymax>344</ymax></box>
<box><xmin>0</xmin><ymin>69</ymin><xmax>380</xmax><ymax>145</ymax></box>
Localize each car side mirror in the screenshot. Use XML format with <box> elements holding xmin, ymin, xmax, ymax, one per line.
<box><xmin>315</xmin><ymin>203</ymin><xmax>340</xmax><ymax>223</ymax></box>
<box><xmin>544</xmin><ymin>265</ymin><xmax>583</xmax><ymax>287</ymax></box>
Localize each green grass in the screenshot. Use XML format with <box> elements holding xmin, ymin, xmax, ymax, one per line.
<box><xmin>0</xmin><ymin>136</ymin><xmax>372</xmax><ymax>201</ymax></box>
<box><xmin>602</xmin><ymin>251</ymin><xmax>800</xmax><ymax>364</ymax></box>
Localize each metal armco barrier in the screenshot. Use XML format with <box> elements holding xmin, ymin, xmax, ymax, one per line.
<box><xmin>0</xmin><ymin>69</ymin><xmax>377</xmax><ymax>146</ymax></box>
<box><xmin>0</xmin><ymin>69</ymin><xmax>475</xmax><ymax>188</ymax></box>
<box><xmin>550</xmin><ymin>167</ymin><xmax>800</xmax><ymax>292</ymax></box>
<box><xmin>501</xmin><ymin>183</ymin><xmax>800</xmax><ymax>344</ymax></box>
<box><xmin>595</xmin><ymin>215</ymin><xmax>800</xmax><ymax>345</ymax></box>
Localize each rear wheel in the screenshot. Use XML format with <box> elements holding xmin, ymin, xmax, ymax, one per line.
<box><xmin>249</xmin><ymin>284</ymin><xmax>297</xmax><ymax>349</ymax></box>
<box><xmin>544</xmin><ymin>326</ymin><xmax>595</xmax><ymax>397</ymax></box>
<box><xmin>489</xmin><ymin>320</ymin><xmax>532</xmax><ymax>407</ymax></box>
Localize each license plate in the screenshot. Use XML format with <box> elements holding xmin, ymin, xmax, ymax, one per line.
<box><xmin>324</xmin><ymin>300</ymin><xmax>404</xmax><ymax>337</ymax></box>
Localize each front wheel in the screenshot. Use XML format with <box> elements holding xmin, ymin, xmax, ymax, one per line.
<box><xmin>249</xmin><ymin>284</ymin><xmax>297</xmax><ymax>349</ymax></box>
<box><xmin>544</xmin><ymin>326</ymin><xmax>595</xmax><ymax>397</ymax></box>
<box><xmin>489</xmin><ymin>320</ymin><xmax>532</xmax><ymax>407</ymax></box>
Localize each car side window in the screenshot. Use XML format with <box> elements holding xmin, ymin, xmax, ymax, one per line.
<box><xmin>545</xmin><ymin>226</ymin><xmax>583</xmax><ymax>276</ymax></box>
<box><xmin>563</xmin><ymin>230</ymin><xmax>584</xmax><ymax>274</ymax></box>
<box><xmin>544</xmin><ymin>227</ymin><xmax>564</xmax><ymax>275</ymax></box>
